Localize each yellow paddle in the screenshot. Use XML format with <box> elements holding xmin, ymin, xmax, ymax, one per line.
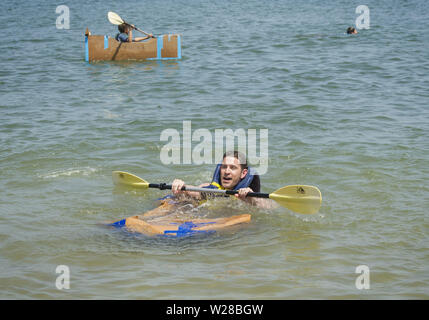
<box><xmin>112</xmin><ymin>171</ymin><xmax>322</xmax><ymax>214</ymax></box>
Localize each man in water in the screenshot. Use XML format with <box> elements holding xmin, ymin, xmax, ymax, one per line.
<box><xmin>115</xmin><ymin>23</ymin><xmax>153</xmax><ymax>42</ymax></box>
<box><xmin>171</xmin><ymin>151</ymin><xmax>275</xmax><ymax>209</ymax></box>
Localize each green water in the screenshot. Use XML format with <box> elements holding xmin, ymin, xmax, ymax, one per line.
<box><xmin>0</xmin><ymin>0</ymin><xmax>428</xmax><ymax>299</ymax></box>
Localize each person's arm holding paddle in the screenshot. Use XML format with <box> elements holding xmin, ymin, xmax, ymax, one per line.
<box><xmin>132</xmin><ymin>35</ymin><xmax>152</xmax><ymax>42</ymax></box>
<box><xmin>235</xmin><ymin>187</ymin><xmax>277</xmax><ymax>209</ymax></box>
<box><xmin>128</xmin><ymin>25</ymin><xmax>153</xmax><ymax>42</ymax></box>
<box><xmin>171</xmin><ymin>179</ymin><xmax>208</xmax><ymax>200</ymax></box>
<box><xmin>172</xmin><ymin>179</ymin><xmax>276</xmax><ymax>209</ymax></box>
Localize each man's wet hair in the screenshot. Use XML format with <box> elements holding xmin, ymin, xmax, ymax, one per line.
<box><xmin>223</xmin><ymin>151</ymin><xmax>248</xmax><ymax>170</ymax></box>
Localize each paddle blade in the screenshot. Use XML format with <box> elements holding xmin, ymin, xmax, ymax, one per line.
<box><xmin>112</xmin><ymin>171</ymin><xmax>149</xmax><ymax>188</ymax></box>
<box><xmin>270</xmin><ymin>185</ymin><xmax>322</xmax><ymax>214</ymax></box>
<box><xmin>108</xmin><ymin>11</ymin><xmax>124</xmax><ymax>25</ymax></box>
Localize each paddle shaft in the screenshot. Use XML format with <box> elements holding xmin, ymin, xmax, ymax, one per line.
<box><xmin>148</xmin><ymin>183</ymin><xmax>270</xmax><ymax>198</ymax></box>
<box><xmin>124</xmin><ymin>22</ymin><xmax>154</xmax><ymax>37</ymax></box>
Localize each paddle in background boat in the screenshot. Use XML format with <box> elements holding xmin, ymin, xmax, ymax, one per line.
<box><xmin>107</xmin><ymin>11</ymin><xmax>155</xmax><ymax>39</ymax></box>
<box><xmin>112</xmin><ymin>171</ymin><xmax>322</xmax><ymax>215</ymax></box>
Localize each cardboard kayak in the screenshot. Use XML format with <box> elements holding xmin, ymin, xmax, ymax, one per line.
<box><xmin>84</xmin><ymin>28</ymin><xmax>181</xmax><ymax>62</ymax></box>
<box><xmin>109</xmin><ymin>200</ymin><xmax>251</xmax><ymax>237</ymax></box>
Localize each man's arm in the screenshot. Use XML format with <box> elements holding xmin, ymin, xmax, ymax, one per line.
<box><xmin>171</xmin><ymin>179</ymin><xmax>210</xmax><ymax>200</ymax></box>
<box><xmin>171</xmin><ymin>181</ymin><xmax>277</xmax><ymax>208</ymax></box>
<box><xmin>235</xmin><ymin>188</ymin><xmax>278</xmax><ymax>209</ymax></box>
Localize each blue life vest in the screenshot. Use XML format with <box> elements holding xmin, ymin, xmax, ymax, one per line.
<box><xmin>115</xmin><ymin>33</ymin><xmax>128</xmax><ymax>42</ymax></box>
<box><xmin>203</xmin><ymin>164</ymin><xmax>256</xmax><ymax>190</ymax></box>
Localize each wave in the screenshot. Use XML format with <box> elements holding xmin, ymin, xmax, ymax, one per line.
<box><xmin>39</xmin><ymin>167</ymin><xmax>98</xmax><ymax>179</ymax></box>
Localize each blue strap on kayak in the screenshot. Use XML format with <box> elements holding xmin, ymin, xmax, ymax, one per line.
<box><xmin>163</xmin><ymin>221</ymin><xmax>216</xmax><ymax>237</ymax></box>
<box><xmin>110</xmin><ymin>219</ymin><xmax>126</xmax><ymax>228</ymax></box>
<box><xmin>177</xmin><ymin>34</ymin><xmax>181</xmax><ymax>59</ymax></box>
<box><xmin>104</xmin><ymin>35</ymin><xmax>109</xmax><ymax>49</ymax></box>
<box><xmin>85</xmin><ymin>35</ymin><xmax>89</xmax><ymax>62</ymax></box>
<box><xmin>156</xmin><ymin>35</ymin><xmax>163</xmax><ymax>59</ymax></box>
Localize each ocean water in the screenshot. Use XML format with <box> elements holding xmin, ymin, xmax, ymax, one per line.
<box><xmin>0</xmin><ymin>0</ymin><xmax>428</xmax><ymax>299</ymax></box>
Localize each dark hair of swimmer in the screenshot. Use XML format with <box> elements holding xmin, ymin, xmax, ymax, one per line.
<box><xmin>347</xmin><ymin>27</ymin><xmax>358</xmax><ymax>34</ymax></box>
<box><xmin>118</xmin><ymin>23</ymin><xmax>128</xmax><ymax>34</ymax></box>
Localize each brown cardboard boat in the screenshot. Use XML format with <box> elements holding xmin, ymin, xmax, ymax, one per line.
<box><xmin>108</xmin><ymin>201</ymin><xmax>251</xmax><ymax>237</ymax></box>
<box><xmin>84</xmin><ymin>28</ymin><xmax>181</xmax><ymax>62</ymax></box>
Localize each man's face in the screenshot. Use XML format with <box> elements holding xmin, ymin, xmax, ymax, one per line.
<box><xmin>220</xmin><ymin>156</ymin><xmax>248</xmax><ymax>190</ymax></box>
